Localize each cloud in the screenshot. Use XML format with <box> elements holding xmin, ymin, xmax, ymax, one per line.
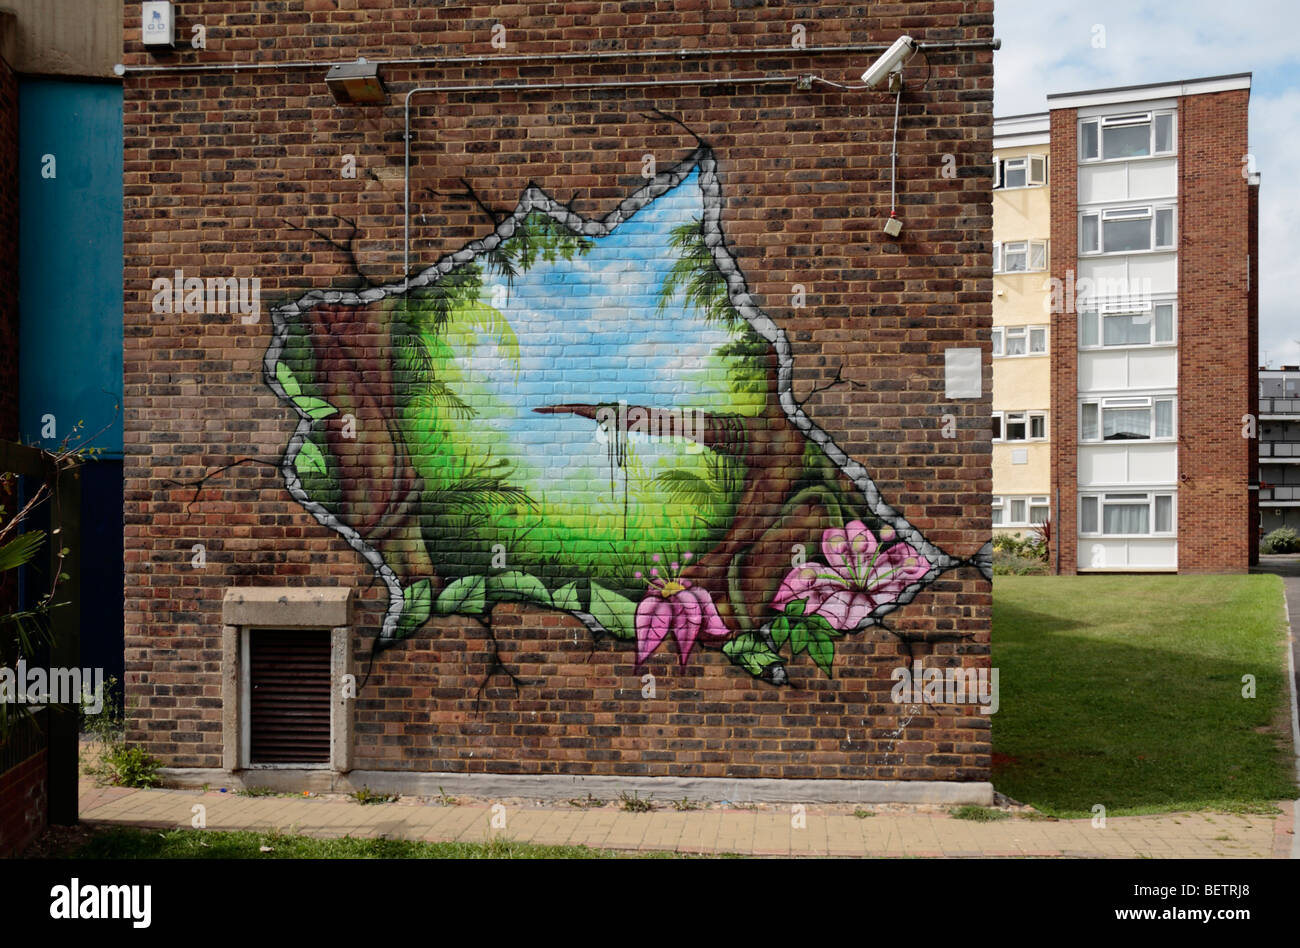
<box><xmin>994</xmin><ymin>0</ymin><xmax>1300</xmax><ymax>366</ymax></box>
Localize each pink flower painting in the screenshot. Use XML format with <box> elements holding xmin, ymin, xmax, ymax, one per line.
<box><xmin>633</xmin><ymin>552</ymin><xmax>731</xmax><ymax>665</ymax></box>
<box><xmin>771</xmin><ymin>521</ymin><xmax>930</xmax><ymax>631</ymax></box>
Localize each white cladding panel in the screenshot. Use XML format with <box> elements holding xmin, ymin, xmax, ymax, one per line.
<box><xmin>1078</xmin><ymin>158</ymin><xmax>1176</xmax><ymax>204</ymax></box>
<box><xmin>1078</xmin><ymin>538</ymin><xmax>1177</xmax><ymax>570</ymax></box>
<box><xmin>1079</xmin><ymin>163</ymin><xmax>1127</xmax><ymax>204</ymax></box>
<box><xmin>1126</xmin><ymin>158</ymin><xmax>1177</xmax><ymax>201</ymax></box>
<box><xmin>1078</xmin><ymin>443</ymin><xmax>1177</xmax><ymax>486</ymax></box>
<box><xmin>1078</xmin><ymin>349</ymin><xmax>1177</xmax><ymax>392</ymax></box>
<box><xmin>1127</xmin><ymin>253</ymin><xmax>1178</xmax><ymax>294</ymax></box>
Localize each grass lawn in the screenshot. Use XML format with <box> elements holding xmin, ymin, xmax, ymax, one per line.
<box><xmin>47</xmin><ymin>826</ymin><xmax>697</xmax><ymax>859</ymax></box>
<box><xmin>993</xmin><ymin>574</ymin><xmax>1298</xmax><ymax>818</ymax></box>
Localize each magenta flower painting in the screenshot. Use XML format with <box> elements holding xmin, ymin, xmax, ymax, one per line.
<box><xmin>634</xmin><ymin>553</ymin><xmax>731</xmax><ymax>665</ymax></box>
<box><xmin>771</xmin><ymin>521</ymin><xmax>931</xmax><ymax>632</ymax></box>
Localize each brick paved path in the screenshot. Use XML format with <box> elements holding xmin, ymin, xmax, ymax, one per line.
<box><xmin>79</xmin><ymin>779</ymin><xmax>1294</xmax><ymax>858</ymax></box>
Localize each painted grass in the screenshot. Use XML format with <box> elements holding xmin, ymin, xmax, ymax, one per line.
<box><xmin>63</xmin><ymin>827</ymin><xmax>697</xmax><ymax>859</ymax></box>
<box><xmin>993</xmin><ymin>574</ymin><xmax>1298</xmax><ymax>818</ymax></box>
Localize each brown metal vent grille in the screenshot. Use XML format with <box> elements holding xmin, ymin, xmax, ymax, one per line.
<box><xmin>249</xmin><ymin>629</ymin><xmax>331</xmax><ymax>764</ymax></box>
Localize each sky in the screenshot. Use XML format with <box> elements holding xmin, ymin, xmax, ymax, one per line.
<box><xmin>993</xmin><ymin>0</ymin><xmax>1300</xmax><ymax>367</ymax></box>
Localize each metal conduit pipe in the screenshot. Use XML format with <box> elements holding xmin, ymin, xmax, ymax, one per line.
<box><xmin>399</xmin><ymin>33</ymin><xmax>1000</xmax><ymax>288</ymax></box>
<box><xmin>116</xmin><ymin>38</ymin><xmax>998</xmax><ymax>75</ymax></box>
<box><xmin>400</xmin><ymin>68</ymin><xmax>882</xmax><ymax>285</ymax></box>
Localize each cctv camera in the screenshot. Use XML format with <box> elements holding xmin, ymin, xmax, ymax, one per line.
<box><xmin>861</xmin><ymin>35</ymin><xmax>916</xmax><ymax>89</ymax></box>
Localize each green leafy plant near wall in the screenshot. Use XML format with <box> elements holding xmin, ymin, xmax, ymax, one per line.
<box><xmin>260</xmin><ymin>143</ymin><xmax>989</xmax><ymax>690</ymax></box>
<box><xmin>0</xmin><ymin>430</ymin><xmax>100</xmax><ymax>747</ymax></box>
<box><xmin>80</xmin><ymin>676</ymin><xmax>162</xmax><ymax>789</ymax></box>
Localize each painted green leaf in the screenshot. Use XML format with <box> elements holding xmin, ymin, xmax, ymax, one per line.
<box><xmin>722</xmin><ymin>633</ymin><xmax>784</xmax><ymax>678</ymax></box>
<box><xmin>784</xmin><ymin>598</ymin><xmax>807</xmax><ymax>617</ymax></box>
<box><xmin>789</xmin><ymin>619</ymin><xmax>810</xmax><ymax>656</ymax></box>
<box><xmin>486</xmin><ymin>570</ymin><xmax>551</xmax><ymax>606</ymax></box>
<box><xmin>295</xmin><ymin>439</ymin><xmax>327</xmax><ymax>476</ymax></box>
<box><xmin>552</xmin><ymin>582</ymin><xmax>581</xmax><ymax>611</ymax></box>
<box><xmin>589</xmin><ymin>581</ymin><xmax>637</xmax><ymax>640</ymax></box>
<box><xmin>807</xmin><ymin>629</ymin><xmax>835</xmax><ymax>678</ymax></box>
<box><xmin>435</xmin><ymin>574</ymin><xmax>487</xmax><ymax>615</ymax></box>
<box><xmin>769</xmin><ymin>614</ymin><xmax>791</xmax><ymax>650</ymax></box>
<box><xmin>293</xmin><ymin>396</ymin><xmax>338</xmax><ymax>420</ymax></box>
<box><xmin>397</xmin><ymin>579</ymin><xmax>432</xmax><ymax>636</ymax></box>
<box><xmin>275</xmin><ymin>360</ymin><xmax>302</xmax><ymax>398</ymax></box>
<box><xmin>805</xmin><ymin>613</ymin><xmax>839</xmax><ymax>639</ymax></box>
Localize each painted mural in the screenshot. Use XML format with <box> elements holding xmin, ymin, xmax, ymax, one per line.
<box><xmin>265</xmin><ymin>146</ymin><xmax>989</xmax><ymax>685</ymax></box>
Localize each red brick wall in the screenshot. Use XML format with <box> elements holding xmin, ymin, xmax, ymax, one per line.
<box><xmin>1177</xmin><ymin>89</ymin><xmax>1253</xmax><ymax>573</ymax></box>
<box><xmin>0</xmin><ymin>750</ymin><xmax>48</xmax><ymax>857</ymax></box>
<box><xmin>1048</xmin><ymin>106</ymin><xmax>1078</xmax><ymax>575</ymax></box>
<box><xmin>122</xmin><ymin>3</ymin><xmax>994</xmax><ymax>782</ymax></box>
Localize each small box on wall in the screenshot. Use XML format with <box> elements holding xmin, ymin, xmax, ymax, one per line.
<box><xmin>141</xmin><ymin>1</ymin><xmax>176</xmax><ymax>48</ymax></box>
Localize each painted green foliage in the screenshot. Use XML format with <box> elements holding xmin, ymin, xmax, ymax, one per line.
<box><xmin>268</xmin><ymin>152</ymin><xmax>964</xmax><ymax>684</ymax></box>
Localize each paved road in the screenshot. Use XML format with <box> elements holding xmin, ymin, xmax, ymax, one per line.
<box><xmin>1252</xmin><ymin>555</ymin><xmax>1300</xmax><ymax>859</ymax></box>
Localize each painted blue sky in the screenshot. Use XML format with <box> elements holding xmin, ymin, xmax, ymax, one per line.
<box><xmin>994</xmin><ymin>0</ymin><xmax>1300</xmax><ymax>368</ymax></box>
<box><xmin>456</xmin><ymin>164</ymin><xmax>757</xmax><ymax>491</ymax></box>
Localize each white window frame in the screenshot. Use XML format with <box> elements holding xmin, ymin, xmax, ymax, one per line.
<box><xmin>1079</xmin><ymin>491</ymin><xmax>1177</xmax><ymax>538</ymax></box>
<box><xmin>993</xmin><ymin>410</ymin><xmax>1048</xmax><ymax>442</ymax></box>
<box><xmin>993</xmin><ymin>324</ymin><xmax>1049</xmax><ymax>358</ymax></box>
<box><xmin>994</xmin><ymin>239</ymin><xmax>1048</xmax><ymax>273</ymax></box>
<box><xmin>1079</xmin><ymin>395</ymin><xmax>1176</xmax><ymax>443</ymax></box>
<box><xmin>994</xmin><ymin>494</ymin><xmax>1051</xmax><ymax>527</ymax></box>
<box><xmin>995</xmin><ymin>154</ymin><xmax>1048</xmax><ymax>190</ymax></box>
<box><xmin>1079</xmin><ymin>204</ymin><xmax>1176</xmax><ymax>255</ymax></box>
<box><xmin>1079</xmin><ymin>110</ymin><xmax>1177</xmax><ymax>163</ymax></box>
<box><xmin>1079</xmin><ymin>299</ymin><xmax>1177</xmax><ymax>349</ymax></box>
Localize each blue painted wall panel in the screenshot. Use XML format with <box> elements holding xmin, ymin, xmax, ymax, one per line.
<box><xmin>19</xmin><ymin>79</ymin><xmax>123</xmax><ymax>457</ymax></box>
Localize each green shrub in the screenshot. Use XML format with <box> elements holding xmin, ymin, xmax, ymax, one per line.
<box><xmin>1261</xmin><ymin>527</ymin><xmax>1300</xmax><ymax>554</ymax></box>
<box><xmin>81</xmin><ymin>676</ymin><xmax>162</xmax><ymax>788</ymax></box>
<box><xmin>101</xmin><ymin>744</ymin><xmax>162</xmax><ymax>789</ymax></box>
<box><xmin>992</xmin><ymin>550</ymin><xmax>1048</xmax><ymax>575</ymax></box>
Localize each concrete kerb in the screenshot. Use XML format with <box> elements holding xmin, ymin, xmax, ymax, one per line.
<box><xmin>154</xmin><ymin>767</ymin><xmax>995</xmax><ymax>806</ymax></box>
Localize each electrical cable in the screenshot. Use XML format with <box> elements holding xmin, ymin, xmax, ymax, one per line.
<box><xmin>890</xmin><ymin>79</ymin><xmax>902</xmax><ymax>217</ymax></box>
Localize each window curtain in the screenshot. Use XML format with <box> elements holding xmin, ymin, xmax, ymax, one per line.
<box><xmin>1103</xmin><ymin>503</ymin><xmax>1149</xmax><ymax>534</ymax></box>
<box><xmin>1103</xmin><ymin>313</ymin><xmax>1150</xmax><ymax>345</ymax></box>
<box><xmin>1154</xmin><ymin>400</ymin><xmax>1174</xmax><ymax>437</ymax></box>
<box><xmin>1103</xmin><ymin>407</ymin><xmax>1150</xmax><ymax>439</ymax></box>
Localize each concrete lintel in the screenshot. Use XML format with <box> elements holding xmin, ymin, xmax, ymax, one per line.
<box><xmin>221</xmin><ymin>586</ymin><xmax>352</xmax><ymax>628</ymax></box>
<box><xmin>156</xmin><ymin>767</ymin><xmax>994</xmax><ymax>806</ymax></box>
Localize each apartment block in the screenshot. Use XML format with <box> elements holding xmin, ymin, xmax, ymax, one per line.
<box><xmin>1259</xmin><ymin>367</ymin><xmax>1300</xmax><ymax>535</ymax></box>
<box><xmin>994</xmin><ymin>74</ymin><xmax>1259</xmax><ymax>573</ymax></box>
<box><xmin>992</xmin><ymin>114</ymin><xmax>1052</xmax><ymax>538</ymax></box>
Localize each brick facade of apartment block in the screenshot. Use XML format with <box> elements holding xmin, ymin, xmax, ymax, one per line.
<box><xmin>1047</xmin><ymin>107</ymin><xmax>1079</xmax><ymax>575</ymax></box>
<box><xmin>120</xmin><ymin>3</ymin><xmax>995</xmax><ymax>787</ymax></box>
<box><xmin>1049</xmin><ymin>86</ymin><xmax>1256</xmax><ymax>575</ymax></box>
<box><xmin>1176</xmin><ymin>90</ymin><xmax>1255</xmax><ymax>573</ymax></box>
